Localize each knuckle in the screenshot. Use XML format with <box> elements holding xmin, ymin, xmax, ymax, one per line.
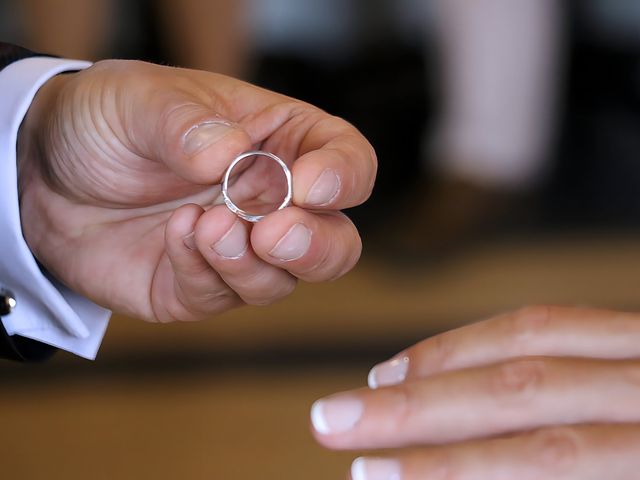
<box><xmin>621</xmin><ymin>362</ymin><xmax>640</xmax><ymax>389</ymax></box>
<box><xmin>244</xmin><ymin>278</ymin><xmax>297</xmax><ymax>306</ymax></box>
<box><xmin>173</xmin><ymin>284</ymin><xmax>240</xmax><ymax>320</ymax></box>
<box><xmin>394</xmin><ymin>382</ymin><xmax>418</xmax><ymax>434</ymax></box>
<box><xmin>333</xmin><ymin>231</ymin><xmax>362</xmax><ymax>280</ymax></box>
<box><xmin>176</xmin><ymin>258</ymin><xmax>214</xmax><ymax>277</ymax></box>
<box><xmin>89</xmin><ymin>58</ymin><xmax>132</xmax><ymax>75</ymax></box>
<box><xmin>508</xmin><ymin>305</ymin><xmax>554</xmax><ymax>351</ymax></box>
<box><xmin>235</xmin><ymin>269</ymin><xmax>297</xmax><ymax>305</ymax></box>
<box><xmin>198</xmin><ymin>288</ymin><xmax>238</xmax><ymax>305</ymax></box>
<box><xmin>161</xmin><ymin>101</ymin><xmax>202</xmax><ymax>134</ymax></box>
<box><xmin>422</xmin><ymin>333</ymin><xmax>457</xmax><ymax>373</ymax></box>
<box><xmin>393</xmin><ymin>384</ymin><xmax>445</xmax><ymax>449</ymax></box>
<box><xmin>151</xmin><ymin>300</ymin><xmax>189</xmax><ymax>324</ymax></box>
<box><xmin>277</xmin><ymin>277</ymin><xmax>298</xmax><ymax>298</ymax></box>
<box><xmin>530</xmin><ymin>427</ymin><xmax>580</xmax><ymax>474</ymax></box>
<box><xmin>425</xmin><ymin>451</ymin><xmax>459</xmax><ymax>480</ymax></box>
<box><xmin>192</xmin><ymin>295</ymin><xmax>241</xmax><ymax>318</ymax></box>
<box><xmin>491</xmin><ymin>358</ymin><xmax>546</xmax><ymax>401</ymax></box>
<box><xmin>326</xmin><ymin>223</ymin><xmax>362</xmax><ymax>281</ymax></box>
<box><xmin>298</xmin><ymin>242</ymin><xmax>334</xmax><ymax>281</ymax></box>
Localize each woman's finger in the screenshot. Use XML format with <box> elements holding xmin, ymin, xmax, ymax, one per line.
<box><xmin>312</xmin><ymin>357</ymin><xmax>640</xmax><ymax>450</ymax></box>
<box><xmin>193</xmin><ymin>205</ymin><xmax>298</xmax><ymax>306</ymax></box>
<box><xmin>250</xmin><ymin>206</ymin><xmax>362</xmax><ymax>282</ymax></box>
<box><xmin>350</xmin><ymin>424</ymin><xmax>640</xmax><ymax>480</ymax></box>
<box><xmin>368</xmin><ymin>306</ymin><xmax>640</xmax><ymax>389</ymax></box>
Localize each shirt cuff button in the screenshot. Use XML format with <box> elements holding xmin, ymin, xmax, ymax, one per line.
<box><xmin>0</xmin><ymin>288</ymin><xmax>16</xmax><ymax>315</ymax></box>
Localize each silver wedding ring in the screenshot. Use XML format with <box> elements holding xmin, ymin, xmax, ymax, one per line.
<box><xmin>222</xmin><ymin>150</ymin><xmax>293</xmax><ymax>223</ymax></box>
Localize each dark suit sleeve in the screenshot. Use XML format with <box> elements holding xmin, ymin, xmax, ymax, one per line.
<box><xmin>0</xmin><ymin>42</ymin><xmax>58</xmax><ymax>362</ymax></box>
<box><xmin>0</xmin><ymin>318</ymin><xmax>56</xmax><ymax>362</ymax></box>
<box><xmin>0</xmin><ymin>42</ymin><xmax>46</xmax><ymax>66</ymax></box>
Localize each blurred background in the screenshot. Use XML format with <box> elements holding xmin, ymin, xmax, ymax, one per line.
<box><xmin>2</xmin><ymin>0</ymin><xmax>640</xmax><ymax>478</ymax></box>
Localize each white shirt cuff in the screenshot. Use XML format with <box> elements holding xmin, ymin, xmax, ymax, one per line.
<box><xmin>0</xmin><ymin>57</ymin><xmax>110</xmax><ymax>360</ymax></box>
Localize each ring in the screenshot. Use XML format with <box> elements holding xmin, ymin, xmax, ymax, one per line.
<box><xmin>222</xmin><ymin>150</ymin><xmax>293</xmax><ymax>223</ymax></box>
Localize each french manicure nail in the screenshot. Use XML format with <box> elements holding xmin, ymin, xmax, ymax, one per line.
<box><xmin>368</xmin><ymin>356</ymin><xmax>409</xmax><ymax>389</ymax></box>
<box><xmin>351</xmin><ymin>457</ymin><xmax>402</xmax><ymax>480</ymax></box>
<box><xmin>305</xmin><ymin>169</ymin><xmax>340</xmax><ymax>206</ymax></box>
<box><xmin>311</xmin><ymin>394</ymin><xmax>363</xmax><ymax>435</ymax></box>
<box><xmin>212</xmin><ymin>220</ymin><xmax>247</xmax><ymax>259</ymax></box>
<box><xmin>182</xmin><ymin>232</ymin><xmax>197</xmax><ymax>251</ymax></box>
<box><xmin>269</xmin><ymin>223</ymin><xmax>311</xmax><ymax>261</ymax></box>
<box><xmin>183</xmin><ymin>120</ymin><xmax>234</xmax><ymax>156</ymax></box>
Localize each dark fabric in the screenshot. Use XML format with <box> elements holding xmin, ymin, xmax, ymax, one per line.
<box><xmin>0</xmin><ymin>42</ymin><xmax>58</xmax><ymax>362</ymax></box>
<box><xmin>0</xmin><ymin>319</ymin><xmax>57</xmax><ymax>362</ymax></box>
<box><xmin>0</xmin><ymin>42</ymin><xmax>47</xmax><ymax>70</ymax></box>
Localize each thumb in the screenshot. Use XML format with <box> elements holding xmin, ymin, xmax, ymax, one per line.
<box><xmin>149</xmin><ymin>102</ymin><xmax>253</xmax><ymax>185</ymax></box>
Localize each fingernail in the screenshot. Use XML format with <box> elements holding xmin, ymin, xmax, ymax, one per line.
<box><xmin>351</xmin><ymin>457</ymin><xmax>402</xmax><ymax>480</ymax></box>
<box><xmin>269</xmin><ymin>223</ymin><xmax>311</xmax><ymax>261</ymax></box>
<box><xmin>305</xmin><ymin>169</ymin><xmax>340</xmax><ymax>206</ymax></box>
<box><xmin>212</xmin><ymin>220</ymin><xmax>247</xmax><ymax>259</ymax></box>
<box><xmin>311</xmin><ymin>394</ymin><xmax>363</xmax><ymax>435</ymax></box>
<box><xmin>368</xmin><ymin>356</ymin><xmax>409</xmax><ymax>389</ymax></box>
<box><xmin>182</xmin><ymin>232</ymin><xmax>197</xmax><ymax>251</ymax></box>
<box><xmin>183</xmin><ymin>120</ymin><xmax>234</xmax><ymax>156</ymax></box>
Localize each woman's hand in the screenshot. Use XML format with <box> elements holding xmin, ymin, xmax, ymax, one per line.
<box><xmin>312</xmin><ymin>306</ymin><xmax>640</xmax><ymax>479</ymax></box>
<box><xmin>18</xmin><ymin>60</ymin><xmax>375</xmax><ymax>322</ymax></box>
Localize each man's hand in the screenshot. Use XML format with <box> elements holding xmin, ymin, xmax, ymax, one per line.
<box><xmin>312</xmin><ymin>306</ymin><xmax>640</xmax><ymax>479</ymax></box>
<box><xmin>17</xmin><ymin>60</ymin><xmax>376</xmax><ymax>322</ymax></box>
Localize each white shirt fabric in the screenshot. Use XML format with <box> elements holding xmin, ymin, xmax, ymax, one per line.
<box><xmin>0</xmin><ymin>57</ymin><xmax>110</xmax><ymax>360</ymax></box>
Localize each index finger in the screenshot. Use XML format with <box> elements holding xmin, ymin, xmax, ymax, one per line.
<box><xmin>192</xmin><ymin>71</ymin><xmax>377</xmax><ymax>209</ymax></box>
<box><xmin>290</xmin><ymin>115</ymin><xmax>377</xmax><ymax>210</ymax></box>
<box><xmin>312</xmin><ymin>356</ymin><xmax>640</xmax><ymax>451</ymax></box>
<box><xmin>367</xmin><ymin>306</ymin><xmax>640</xmax><ymax>390</ymax></box>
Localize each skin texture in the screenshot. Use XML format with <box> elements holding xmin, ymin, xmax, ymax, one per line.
<box><xmin>17</xmin><ymin>60</ymin><xmax>376</xmax><ymax>322</ymax></box>
<box><xmin>313</xmin><ymin>306</ymin><xmax>640</xmax><ymax>479</ymax></box>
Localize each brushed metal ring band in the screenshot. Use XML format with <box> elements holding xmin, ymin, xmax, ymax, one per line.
<box><xmin>222</xmin><ymin>150</ymin><xmax>293</xmax><ymax>223</ymax></box>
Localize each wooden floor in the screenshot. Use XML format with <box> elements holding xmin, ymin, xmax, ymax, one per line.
<box><xmin>2</xmin><ymin>232</ymin><xmax>640</xmax><ymax>479</ymax></box>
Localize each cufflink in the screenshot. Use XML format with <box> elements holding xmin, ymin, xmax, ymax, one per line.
<box><xmin>0</xmin><ymin>288</ymin><xmax>16</xmax><ymax>316</ymax></box>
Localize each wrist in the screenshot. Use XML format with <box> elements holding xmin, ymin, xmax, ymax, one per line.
<box><xmin>17</xmin><ymin>73</ymin><xmax>72</xmax><ymax>258</ymax></box>
<box><xmin>17</xmin><ymin>72</ymin><xmax>72</xmax><ymax>189</ymax></box>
